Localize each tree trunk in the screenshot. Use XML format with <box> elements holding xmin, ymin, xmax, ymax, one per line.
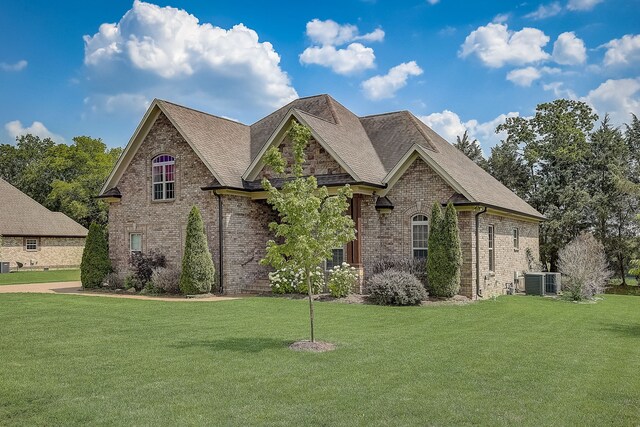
<box><xmin>618</xmin><ymin>254</ymin><xmax>627</xmax><ymax>286</ymax></box>
<box><xmin>307</xmin><ymin>269</ymin><xmax>315</xmax><ymax>343</ymax></box>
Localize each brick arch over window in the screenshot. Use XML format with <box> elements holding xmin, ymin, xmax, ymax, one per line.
<box><xmin>151</xmin><ymin>154</ymin><xmax>175</xmax><ymax>200</ymax></box>
<box><xmin>401</xmin><ymin>202</ymin><xmax>429</xmax><ymax>258</ymax></box>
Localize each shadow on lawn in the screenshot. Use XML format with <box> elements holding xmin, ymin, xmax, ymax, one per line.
<box><xmin>172</xmin><ymin>337</ymin><xmax>291</xmax><ymax>353</ymax></box>
<box><xmin>602</xmin><ymin>323</ymin><xmax>640</xmax><ymax>338</ymax></box>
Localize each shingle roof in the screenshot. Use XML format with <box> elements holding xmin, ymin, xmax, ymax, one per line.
<box><xmin>0</xmin><ymin>178</ymin><xmax>88</xmax><ymax>237</ymax></box>
<box><xmin>101</xmin><ymin>94</ymin><xmax>543</xmax><ymax>220</ymax></box>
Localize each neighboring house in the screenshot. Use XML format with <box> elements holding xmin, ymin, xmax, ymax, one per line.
<box><xmin>98</xmin><ymin>94</ymin><xmax>543</xmax><ymax>298</ymax></box>
<box><xmin>0</xmin><ymin>178</ymin><xmax>88</xmax><ymax>270</ymax></box>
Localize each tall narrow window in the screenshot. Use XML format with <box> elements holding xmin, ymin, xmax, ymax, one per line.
<box><xmin>130</xmin><ymin>233</ymin><xmax>142</xmax><ymax>254</ymax></box>
<box><xmin>152</xmin><ymin>154</ymin><xmax>175</xmax><ymax>200</ymax></box>
<box><xmin>412</xmin><ymin>214</ymin><xmax>429</xmax><ymax>259</ymax></box>
<box><xmin>513</xmin><ymin>227</ymin><xmax>519</xmax><ymax>251</ymax></box>
<box><xmin>488</xmin><ymin>225</ymin><xmax>495</xmax><ymax>272</ymax></box>
<box><xmin>325</xmin><ymin>248</ymin><xmax>344</xmax><ymax>270</ymax></box>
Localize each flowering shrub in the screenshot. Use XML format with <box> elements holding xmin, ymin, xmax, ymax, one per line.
<box><xmin>328</xmin><ymin>262</ymin><xmax>358</xmax><ymax>298</ymax></box>
<box><xmin>269</xmin><ymin>265</ymin><xmax>324</xmax><ymax>294</ymax></box>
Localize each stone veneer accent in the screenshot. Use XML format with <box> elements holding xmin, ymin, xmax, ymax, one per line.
<box><xmin>258</xmin><ymin>136</ymin><xmax>347</xmax><ymax>179</ymax></box>
<box><xmin>1</xmin><ymin>236</ymin><xmax>85</xmax><ymax>269</ymax></box>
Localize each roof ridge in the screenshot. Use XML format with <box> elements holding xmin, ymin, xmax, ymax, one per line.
<box><xmin>249</xmin><ymin>94</ymin><xmax>331</xmax><ymax>126</ymax></box>
<box><xmin>406</xmin><ymin>111</ymin><xmax>439</xmax><ymax>153</ymax></box>
<box><xmin>0</xmin><ymin>177</ymin><xmax>54</xmax><ymax>213</ymax></box>
<box><xmin>157</xmin><ymin>99</ymin><xmax>249</xmax><ymax>127</ymax></box>
<box><xmin>360</xmin><ymin>110</ymin><xmax>408</xmax><ymax>119</ymax></box>
<box><xmin>294</xmin><ymin>108</ymin><xmax>338</xmax><ymax>126</ymax></box>
<box><xmin>323</xmin><ymin>94</ymin><xmax>339</xmax><ymax>124</ymax></box>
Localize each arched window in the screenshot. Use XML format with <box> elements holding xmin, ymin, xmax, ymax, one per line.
<box><xmin>152</xmin><ymin>154</ymin><xmax>175</xmax><ymax>200</ymax></box>
<box><xmin>412</xmin><ymin>214</ymin><xmax>428</xmax><ymax>259</ymax></box>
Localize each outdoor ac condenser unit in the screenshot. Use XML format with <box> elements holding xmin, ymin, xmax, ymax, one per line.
<box><xmin>544</xmin><ymin>273</ymin><xmax>561</xmax><ymax>294</ymax></box>
<box><xmin>524</xmin><ymin>273</ymin><xmax>546</xmax><ymax>296</ymax></box>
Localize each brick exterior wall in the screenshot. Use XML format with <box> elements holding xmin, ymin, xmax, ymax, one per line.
<box><xmin>107</xmin><ymin>114</ymin><xmax>540</xmax><ymax>297</ymax></box>
<box><xmin>360</xmin><ymin>157</ymin><xmax>540</xmax><ymax>299</ymax></box>
<box><xmin>107</xmin><ymin>112</ymin><xmax>221</xmax><ymax>283</ymax></box>
<box><xmin>258</xmin><ymin>136</ymin><xmax>347</xmax><ymax>179</ymax></box>
<box><xmin>1</xmin><ymin>236</ymin><xmax>85</xmax><ymax>269</ymax></box>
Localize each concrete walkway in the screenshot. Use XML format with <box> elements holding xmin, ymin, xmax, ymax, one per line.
<box><xmin>0</xmin><ymin>281</ymin><xmax>237</xmax><ymax>302</ymax></box>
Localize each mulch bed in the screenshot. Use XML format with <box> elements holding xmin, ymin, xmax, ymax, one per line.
<box><xmin>289</xmin><ymin>340</ymin><xmax>336</xmax><ymax>352</ymax></box>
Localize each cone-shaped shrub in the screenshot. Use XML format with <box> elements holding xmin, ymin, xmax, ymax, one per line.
<box><xmin>180</xmin><ymin>206</ymin><xmax>215</xmax><ymax>294</ymax></box>
<box><xmin>440</xmin><ymin>202</ymin><xmax>462</xmax><ymax>297</ymax></box>
<box><xmin>427</xmin><ymin>202</ymin><xmax>445</xmax><ymax>295</ymax></box>
<box><xmin>80</xmin><ymin>223</ymin><xmax>112</xmax><ymax>288</ymax></box>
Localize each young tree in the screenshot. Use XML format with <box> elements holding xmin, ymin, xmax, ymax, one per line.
<box><xmin>80</xmin><ymin>223</ymin><xmax>112</xmax><ymax>288</ymax></box>
<box><xmin>428</xmin><ymin>202</ymin><xmax>462</xmax><ymax>297</ymax></box>
<box><xmin>454</xmin><ymin>131</ymin><xmax>488</xmax><ymax>170</ymax></box>
<box><xmin>261</xmin><ymin>121</ymin><xmax>355</xmax><ymax>343</ymax></box>
<box><xmin>180</xmin><ymin>206</ymin><xmax>215</xmax><ymax>294</ymax></box>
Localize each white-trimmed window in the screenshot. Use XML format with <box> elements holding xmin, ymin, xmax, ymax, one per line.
<box><xmin>513</xmin><ymin>227</ymin><xmax>519</xmax><ymax>251</ymax></box>
<box><xmin>130</xmin><ymin>233</ymin><xmax>142</xmax><ymax>254</ymax></box>
<box><xmin>325</xmin><ymin>248</ymin><xmax>345</xmax><ymax>270</ymax></box>
<box><xmin>488</xmin><ymin>225</ymin><xmax>495</xmax><ymax>272</ymax></box>
<box><xmin>412</xmin><ymin>214</ymin><xmax>429</xmax><ymax>259</ymax></box>
<box><xmin>25</xmin><ymin>238</ymin><xmax>38</xmax><ymax>251</ymax></box>
<box><xmin>152</xmin><ymin>154</ymin><xmax>175</xmax><ymax>200</ymax></box>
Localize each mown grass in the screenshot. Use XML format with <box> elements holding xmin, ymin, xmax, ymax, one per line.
<box><xmin>0</xmin><ymin>269</ymin><xmax>80</xmax><ymax>286</ymax></box>
<box><xmin>0</xmin><ymin>294</ymin><xmax>638</xmax><ymax>426</ymax></box>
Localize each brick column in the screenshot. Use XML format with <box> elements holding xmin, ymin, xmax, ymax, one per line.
<box><xmin>347</xmin><ymin>194</ymin><xmax>364</xmax><ymax>292</ymax></box>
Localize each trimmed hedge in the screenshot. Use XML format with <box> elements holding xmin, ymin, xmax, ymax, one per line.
<box><xmin>80</xmin><ymin>223</ymin><xmax>112</xmax><ymax>288</ymax></box>
<box><xmin>180</xmin><ymin>206</ymin><xmax>215</xmax><ymax>294</ymax></box>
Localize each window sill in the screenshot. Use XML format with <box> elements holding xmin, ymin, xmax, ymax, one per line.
<box><xmin>151</xmin><ymin>198</ymin><xmax>175</xmax><ymax>204</ymax></box>
<box><xmin>25</xmin><ymin>249</ymin><xmax>38</xmax><ymax>252</ymax></box>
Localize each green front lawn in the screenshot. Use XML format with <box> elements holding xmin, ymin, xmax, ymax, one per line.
<box><xmin>0</xmin><ymin>294</ymin><xmax>638</xmax><ymax>426</ymax></box>
<box><xmin>0</xmin><ymin>269</ymin><xmax>80</xmax><ymax>285</ymax></box>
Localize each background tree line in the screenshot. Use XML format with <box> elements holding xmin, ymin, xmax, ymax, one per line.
<box><xmin>455</xmin><ymin>99</ymin><xmax>640</xmax><ymax>284</ymax></box>
<box><xmin>0</xmin><ymin>134</ymin><xmax>122</xmax><ymax>228</ymax></box>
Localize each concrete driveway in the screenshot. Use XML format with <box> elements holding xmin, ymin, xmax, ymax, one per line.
<box><xmin>0</xmin><ymin>281</ymin><xmax>236</xmax><ymax>302</ymax></box>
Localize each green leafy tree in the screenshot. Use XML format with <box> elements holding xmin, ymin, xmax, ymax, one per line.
<box><xmin>428</xmin><ymin>202</ymin><xmax>462</xmax><ymax>297</ymax></box>
<box><xmin>260</xmin><ymin>121</ymin><xmax>355</xmax><ymax>343</ymax></box>
<box><xmin>454</xmin><ymin>131</ymin><xmax>488</xmax><ymax>170</ymax></box>
<box><xmin>496</xmin><ymin>99</ymin><xmax>597</xmax><ymax>270</ymax></box>
<box><xmin>587</xmin><ymin>116</ymin><xmax>639</xmax><ymax>284</ymax></box>
<box><xmin>80</xmin><ymin>223</ymin><xmax>112</xmax><ymax>288</ymax></box>
<box><xmin>0</xmin><ymin>134</ymin><xmax>121</xmax><ymax>227</ymax></box>
<box><xmin>179</xmin><ymin>206</ymin><xmax>215</xmax><ymax>295</ymax></box>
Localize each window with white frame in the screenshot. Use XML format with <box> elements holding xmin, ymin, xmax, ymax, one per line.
<box><xmin>152</xmin><ymin>154</ymin><xmax>175</xmax><ymax>200</ymax></box>
<box><xmin>325</xmin><ymin>248</ymin><xmax>345</xmax><ymax>270</ymax></box>
<box><xmin>130</xmin><ymin>233</ymin><xmax>142</xmax><ymax>254</ymax></box>
<box><xmin>412</xmin><ymin>214</ymin><xmax>429</xmax><ymax>259</ymax></box>
<box><xmin>513</xmin><ymin>227</ymin><xmax>519</xmax><ymax>251</ymax></box>
<box><xmin>488</xmin><ymin>225</ymin><xmax>495</xmax><ymax>272</ymax></box>
<box><xmin>25</xmin><ymin>238</ymin><xmax>38</xmax><ymax>251</ymax></box>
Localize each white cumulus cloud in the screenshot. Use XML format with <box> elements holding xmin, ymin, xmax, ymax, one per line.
<box><xmin>419</xmin><ymin>110</ymin><xmax>520</xmax><ymax>151</ymax></box>
<box><xmin>459</xmin><ymin>23</ymin><xmax>550</xmax><ymax>68</ymax></box>
<box><xmin>552</xmin><ymin>32</ymin><xmax>587</xmax><ymax>65</ymax></box>
<box><xmin>305</xmin><ymin>19</ymin><xmax>384</xmax><ymax>46</ymax></box>
<box><xmin>5</xmin><ymin>120</ymin><xmax>65</xmax><ymax>144</ymax></box>
<box><xmin>567</xmin><ymin>0</ymin><xmax>604</xmax><ymax>11</ymax></box>
<box><xmin>83</xmin><ymin>0</ymin><xmax>297</xmax><ymax>112</ymax></box>
<box><xmin>525</xmin><ymin>2</ymin><xmax>562</xmax><ymax>20</ymax></box>
<box><xmin>581</xmin><ymin>78</ymin><xmax>640</xmax><ymax>125</ymax></box>
<box><xmin>299</xmin><ymin>43</ymin><xmax>376</xmax><ymax>75</ymax></box>
<box><xmin>361</xmin><ymin>61</ymin><xmax>423</xmax><ymax>100</ymax></box>
<box><xmin>0</xmin><ymin>60</ymin><xmax>28</xmax><ymax>72</ymax></box>
<box><xmin>602</xmin><ymin>34</ymin><xmax>640</xmax><ymax>67</ymax></box>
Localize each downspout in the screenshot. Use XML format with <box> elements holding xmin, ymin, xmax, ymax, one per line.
<box><xmin>475</xmin><ymin>206</ymin><xmax>487</xmax><ymax>299</ymax></box>
<box><xmin>213</xmin><ymin>191</ymin><xmax>224</xmax><ymax>293</ymax></box>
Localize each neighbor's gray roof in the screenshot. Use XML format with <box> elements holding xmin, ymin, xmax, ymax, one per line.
<box><xmin>103</xmin><ymin>94</ymin><xmax>543</xmax><ymax>219</ymax></box>
<box><xmin>0</xmin><ymin>178</ymin><xmax>88</xmax><ymax>237</ymax></box>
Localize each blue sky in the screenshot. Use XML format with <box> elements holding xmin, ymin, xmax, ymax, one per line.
<box><xmin>1</xmin><ymin>0</ymin><xmax>639</xmax><ymax>152</ymax></box>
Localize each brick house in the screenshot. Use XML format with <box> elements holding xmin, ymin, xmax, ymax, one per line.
<box><xmin>98</xmin><ymin>94</ymin><xmax>543</xmax><ymax>298</ymax></box>
<box><xmin>0</xmin><ymin>177</ymin><xmax>88</xmax><ymax>270</ymax></box>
